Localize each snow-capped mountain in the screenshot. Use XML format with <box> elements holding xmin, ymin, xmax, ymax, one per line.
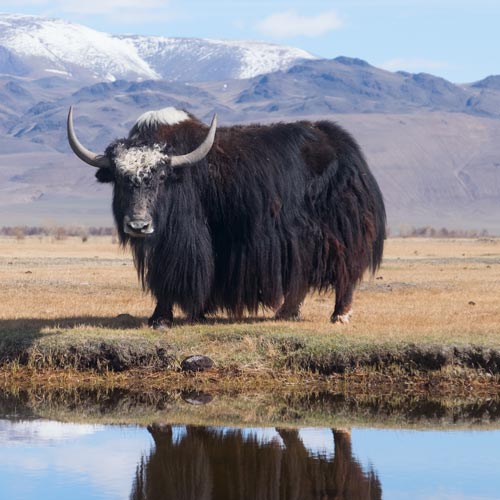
<box><xmin>0</xmin><ymin>13</ymin><xmax>317</xmax><ymax>82</ymax></box>
<box><xmin>0</xmin><ymin>14</ymin><xmax>158</xmax><ymax>81</ymax></box>
<box><xmin>120</xmin><ymin>36</ymin><xmax>317</xmax><ymax>81</ymax></box>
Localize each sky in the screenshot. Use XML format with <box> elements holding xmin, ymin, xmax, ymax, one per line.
<box><xmin>0</xmin><ymin>0</ymin><xmax>498</xmax><ymax>83</ymax></box>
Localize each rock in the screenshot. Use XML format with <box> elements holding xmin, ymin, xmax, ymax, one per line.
<box><xmin>181</xmin><ymin>391</ymin><xmax>214</xmax><ymax>405</ymax></box>
<box><xmin>181</xmin><ymin>355</ymin><xmax>214</xmax><ymax>372</ymax></box>
<box><xmin>115</xmin><ymin>313</ymin><xmax>142</xmax><ymax>328</ymax></box>
<box><xmin>116</xmin><ymin>313</ymin><xmax>134</xmax><ymax>320</ymax></box>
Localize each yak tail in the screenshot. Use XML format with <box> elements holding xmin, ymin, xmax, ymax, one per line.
<box><xmin>369</xmin><ymin>196</ymin><xmax>387</xmax><ymax>274</ymax></box>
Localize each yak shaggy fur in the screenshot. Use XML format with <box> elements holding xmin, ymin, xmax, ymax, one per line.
<box><xmin>96</xmin><ymin>109</ymin><xmax>386</xmax><ymax>326</ymax></box>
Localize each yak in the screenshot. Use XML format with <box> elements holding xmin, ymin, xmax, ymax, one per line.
<box><xmin>67</xmin><ymin>106</ymin><xmax>386</xmax><ymax>329</ymax></box>
<box><xmin>131</xmin><ymin>424</ymin><xmax>382</xmax><ymax>500</ymax></box>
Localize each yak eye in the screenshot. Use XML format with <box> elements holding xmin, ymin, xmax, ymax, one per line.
<box><xmin>159</xmin><ymin>172</ymin><xmax>166</xmax><ymax>181</ymax></box>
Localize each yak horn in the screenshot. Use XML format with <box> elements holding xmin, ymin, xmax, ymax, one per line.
<box><xmin>170</xmin><ymin>114</ymin><xmax>217</xmax><ymax>167</ymax></box>
<box><xmin>67</xmin><ymin>106</ymin><xmax>111</xmax><ymax>169</ymax></box>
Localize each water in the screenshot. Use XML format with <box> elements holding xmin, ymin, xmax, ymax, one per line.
<box><xmin>0</xmin><ymin>419</ymin><xmax>499</xmax><ymax>500</ymax></box>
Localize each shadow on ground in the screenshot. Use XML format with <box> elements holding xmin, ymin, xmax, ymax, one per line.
<box><xmin>0</xmin><ymin>314</ymin><xmax>169</xmax><ymax>371</ymax></box>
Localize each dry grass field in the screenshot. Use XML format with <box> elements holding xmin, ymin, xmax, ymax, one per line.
<box><xmin>0</xmin><ymin>235</ymin><xmax>499</xmax><ymax>384</ymax></box>
<box><xmin>0</xmin><ymin>236</ymin><xmax>498</xmax><ymax>336</ymax></box>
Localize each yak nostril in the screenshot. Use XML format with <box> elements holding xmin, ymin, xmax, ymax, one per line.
<box><xmin>128</xmin><ymin>220</ymin><xmax>150</xmax><ymax>230</ymax></box>
<box><xmin>125</xmin><ymin>219</ymin><xmax>154</xmax><ymax>235</ymax></box>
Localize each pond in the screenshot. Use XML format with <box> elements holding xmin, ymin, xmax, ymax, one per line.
<box><xmin>1</xmin><ymin>418</ymin><xmax>499</xmax><ymax>499</ymax></box>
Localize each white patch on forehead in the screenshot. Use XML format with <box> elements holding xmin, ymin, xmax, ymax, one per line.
<box><xmin>115</xmin><ymin>144</ymin><xmax>165</xmax><ymax>177</ymax></box>
<box><xmin>135</xmin><ymin>107</ymin><xmax>190</xmax><ymax>128</ymax></box>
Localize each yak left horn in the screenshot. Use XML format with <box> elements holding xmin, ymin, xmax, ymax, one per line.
<box><xmin>170</xmin><ymin>114</ymin><xmax>217</xmax><ymax>167</ymax></box>
<box><xmin>67</xmin><ymin>106</ymin><xmax>111</xmax><ymax>169</ymax></box>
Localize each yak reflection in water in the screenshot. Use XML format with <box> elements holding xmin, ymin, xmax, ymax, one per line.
<box><xmin>131</xmin><ymin>425</ymin><xmax>381</xmax><ymax>500</ymax></box>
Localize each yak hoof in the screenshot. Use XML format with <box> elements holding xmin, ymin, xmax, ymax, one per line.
<box><xmin>274</xmin><ymin>310</ymin><xmax>302</xmax><ymax>322</ymax></box>
<box><xmin>148</xmin><ymin>316</ymin><xmax>173</xmax><ymax>330</ymax></box>
<box><xmin>189</xmin><ymin>313</ymin><xmax>208</xmax><ymax>324</ymax></box>
<box><xmin>330</xmin><ymin>310</ymin><xmax>352</xmax><ymax>324</ymax></box>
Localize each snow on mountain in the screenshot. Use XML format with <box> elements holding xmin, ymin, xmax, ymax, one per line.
<box><xmin>0</xmin><ymin>14</ymin><xmax>317</xmax><ymax>83</ymax></box>
<box><xmin>0</xmin><ymin>14</ymin><xmax>158</xmax><ymax>81</ymax></box>
<box><xmin>120</xmin><ymin>35</ymin><xmax>317</xmax><ymax>81</ymax></box>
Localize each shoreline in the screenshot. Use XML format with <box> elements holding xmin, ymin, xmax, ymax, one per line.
<box><xmin>1</xmin><ymin>373</ymin><xmax>499</xmax><ymax>429</ymax></box>
<box><xmin>1</xmin><ymin>336</ymin><xmax>499</xmax><ymax>396</ymax></box>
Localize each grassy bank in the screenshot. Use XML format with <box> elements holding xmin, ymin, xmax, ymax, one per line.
<box><xmin>0</xmin><ymin>236</ymin><xmax>499</xmax><ymax>393</ymax></box>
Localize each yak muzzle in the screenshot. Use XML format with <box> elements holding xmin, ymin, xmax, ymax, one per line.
<box><xmin>124</xmin><ymin>216</ymin><xmax>154</xmax><ymax>237</ymax></box>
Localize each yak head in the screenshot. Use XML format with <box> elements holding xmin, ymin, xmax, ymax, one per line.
<box><xmin>67</xmin><ymin>106</ymin><xmax>216</xmax><ymax>238</ymax></box>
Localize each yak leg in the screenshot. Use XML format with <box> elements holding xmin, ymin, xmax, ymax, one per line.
<box><xmin>148</xmin><ymin>300</ymin><xmax>174</xmax><ymax>330</ymax></box>
<box><xmin>187</xmin><ymin>311</ymin><xmax>208</xmax><ymax>324</ymax></box>
<box><xmin>330</xmin><ymin>281</ymin><xmax>354</xmax><ymax>324</ymax></box>
<box><xmin>275</xmin><ymin>284</ymin><xmax>308</xmax><ymax>321</ymax></box>
<box><xmin>185</xmin><ymin>299</ymin><xmax>211</xmax><ymax>324</ymax></box>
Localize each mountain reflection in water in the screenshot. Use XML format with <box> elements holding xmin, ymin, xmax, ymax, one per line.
<box><xmin>131</xmin><ymin>425</ymin><xmax>381</xmax><ymax>500</ymax></box>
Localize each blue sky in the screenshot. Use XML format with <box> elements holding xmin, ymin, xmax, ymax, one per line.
<box><xmin>1</xmin><ymin>0</ymin><xmax>498</xmax><ymax>83</ymax></box>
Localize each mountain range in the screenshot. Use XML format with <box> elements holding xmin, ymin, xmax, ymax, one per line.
<box><xmin>1</xmin><ymin>13</ymin><xmax>499</xmax><ymax>233</ymax></box>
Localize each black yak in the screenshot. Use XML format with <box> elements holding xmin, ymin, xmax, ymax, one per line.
<box><xmin>67</xmin><ymin>106</ymin><xmax>385</xmax><ymax>328</ymax></box>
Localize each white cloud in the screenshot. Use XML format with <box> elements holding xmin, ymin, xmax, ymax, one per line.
<box><xmin>256</xmin><ymin>10</ymin><xmax>342</xmax><ymax>39</ymax></box>
<box><xmin>380</xmin><ymin>58</ymin><xmax>450</xmax><ymax>73</ymax></box>
<box><xmin>0</xmin><ymin>420</ymin><xmax>104</xmax><ymax>444</ymax></box>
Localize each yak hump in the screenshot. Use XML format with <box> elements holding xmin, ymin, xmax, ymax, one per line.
<box><xmin>135</xmin><ymin>107</ymin><xmax>190</xmax><ymax>128</ymax></box>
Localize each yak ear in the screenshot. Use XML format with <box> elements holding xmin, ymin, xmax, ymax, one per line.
<box><xmin>95</xmin><ymin>167</ymin><xmax>115</xmax><ymax>183</ymax></box>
